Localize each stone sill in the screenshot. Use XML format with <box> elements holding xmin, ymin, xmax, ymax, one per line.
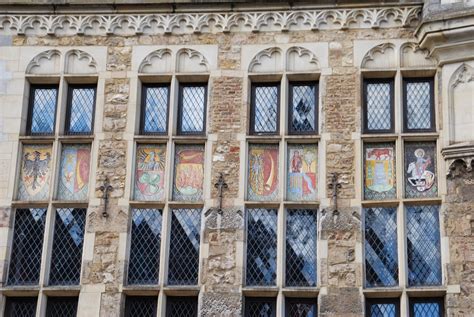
<box><xmin>406</xmin><ymin>287</ymin><xmax>447</xmax><ymax>297</ymax></box>
<box><xmin>162</xmin><ymin>286</ymin><xmax>200</xmax><ymax>296</ymax></box>
<box><xmin>122</xmin><ymin>285</ymin><xmax>160</xmax><ymax>296</ymax></box>
<box><xmin>361</xmin><ymin>197</ymin><xmax>442</xmax><ymax>206</ymax></box>
<box><xmin>361</xmin><ymin>133</ymin><xmax>439</xmax><ymax>140</ymax></box>
<box><xmin>282</xmin><ymin>287</ymin><xmax>319</xmax><ymax>297</ymax></box>
<box><xmin>42</xmin><ymin>286</ymin><xmax>81</xmax><ymax>296</ymax></box>
<box><xmin>242</xmin><ymin>287</ymin><xmax>279</xmax><ymax>297</ymax></box>
<box><xmin>363</xmin><ymin>288</ymin><xmax>403</xmax><ymax>298</ymax></box>
<box><xmin>0</xmin><ymin>286</ymin><xmax>40</xmax><ymax>296</ymax></box>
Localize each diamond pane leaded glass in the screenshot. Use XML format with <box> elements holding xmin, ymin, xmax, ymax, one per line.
<box><xmin>5</xmin><ymin>297</ymin><xmax>37</xmax><ymax>317</ymax></box>
<box><xmin>168</xmin><ymin>208</ymin><xmax>201</xmax><ymax>285</ymax></box>
<box><xmin>8</xmin><ymin>208</ymin><xmax>46</xmax><ymax>286</ymax></box>
<box><xmin>245</xmin><ymin>297</ymin><xmax>276</xmax><ymax>317</ymax></box>
<box><xmin>128</xmin><ymin>208</ymin><xmax>162</xmax><ymax>285</ymax></box>
<box><xmin>287</xmin><ymin>144</ymin><xmax>317</xmax><ymax>201</ymax></box>
<box><xmin>364</xmin><ymin>207</ymin><xmax>398</xmax><ymax>287</ymax></box>
<box><xmin>286</xmin><ymin>209</ymin><xmax>317</xmax><ymax>287</ymax></box>
<box><xmin>166</xmin><ymin>296</ymin><xmax>198</xmax><ymax>317</ymax></box>
<box><xmin>364</xmin><ymin>81</ymin><xmax>393</xmax><ymax>132</ymax></box>
<box><xmin>246</xmin><ymin>208</ymin><xmax>277</xmax><ymax>286</ymax></box>
<box><xmin>57</xmin><ymin>144</ymin><xmax>91</xmax><ymax>201</ymax></box>
<box><xmin>49</xmin><ymin>208</ymin><xmax>86</xmax><ymax>285</ymax></box>
<box><xmin>248</xmin><ymin>144</ymin><xmax>279</xmax><ymax>201</ymax></box>
<box><xmin>45</xmin><ymin>297</ymin><xmax>78</xmax><ymax>317</ymax></box>
<box><xmin>406</xmin><ymin>205</ymin><xmax>442</xmax><ymax>286</ymax></box>
<box><xmin>404</xmin><ymin>142</ymin><xmax>437</xmax><ymax>199</ymax></box>
<box><xmin>125</xmin><ymin>296</ymin><xmax>157</xmax><ymax>317</ymax></box>
<box><xmin>366</xmin><ymin>299</ymin><xmax>398</xmax><ymax>317</ymax></box>
<box><xmin>286</xmin><ymin>298</ymin><xmax>317</xmax><ymax>317</ymax></box>
<box><xmin>29</xmin><ymin>86</ymin><xmax>58</xmax><ymax>135</ymax></box>
<box><xmin>364</xmin><ymin>143</ymin><xmax>396</xmax><ymax>200</ymax></box>
<box><xmin>290</xmin><ymin>83</ymin><xmax>317</xmax><ymax>133</ymax></box>
<box><xmin>410</xmin><ymin>299</ymin><xmax>442</xmax><ymax>317</ymax></box>
<box><xmin>17</xmin><ymin>144</ymin><xmax>53</xmax><ymax>201</ymax></box>
<box><xmin>173</xmin><ymin>145</ymin><xmax>204</xmax><ymax>201</ymax></box>
<box><xmin>405</xmin><ymin>80</ymin><xmax>433</xmax><ymax>131</ymax></box>
<box><xmin>179</xmin><ymin>85</ymin><xmax>206</xmax><ymax>134</ymax></box>
<box><xmin>66</xmin><ymin>86</ymin><xmax>95</xmax><ymax>134</ymax></box>
<box><xmin>134</xmin><ymin>144</ymin><xmax>166</xmax><ymax>201</ymax></box>
<box><xmin>251</xmin><ymin>84</ymin><xmax>279</xmax><ymax>134</ymax></box>
<box><xmin>142</xmin><ymin>85</ymin><xmax>169</xmax><ymax>134</ymax></box>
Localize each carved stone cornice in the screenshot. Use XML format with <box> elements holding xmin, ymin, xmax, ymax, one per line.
<box><xmin>0</xmin><ymin>6</ymin><xmax>421</xmax><ymax>37</ymax></box>
<box><xmin>442</xmin><ymin>143</ymin><xmax>474</xmax><ymax>179</ymax></box>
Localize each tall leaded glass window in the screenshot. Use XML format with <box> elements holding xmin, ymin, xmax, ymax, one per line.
<box><xmin>166</xmin><ymin>296</ymin><xmax>198</xmax><ymax>317</ymax></box>
<box><xmin>286</xmin><ymin>298</ymin><xmax>317</xmax><ymax>317</ymax></box>
<box><xmin>363</xmin><ymin>79</ymin><xmax>394</xmax><ymax>133</ymax></box>
<box><xmin>124</xmin><ymin>296</ymin><xmax>157</xmax><ymax>317</ymax></box>
<box><xmin>128</xmin><ymin>208</ymin><xmax>162</xmax><ymax>285</ymax></box>
<box><xmin>406</xmin><ymin>205</ymin><xmax>441</xmax><ymax>286</ymax></box>
<box><xmin>250</xmin><ymin>84</ymin><xmax>280</xmax><ymax>134</ymax></box>
<box><xmin>65</xmin><ymin>85</ymin><xmax>96</xmax><ymax>135</ymax></box>
<box><xmin>45</xmin><ymin>297</ymin><xmax>78</xmax><ymax>317</ymax></box>
<box><xmin>246</xmin><ymin>208</ymin><xmax>277</xmax><ymax>286</ymax></box>
<box><xmin>27</xmin><ymin>85</ymin><xmax>58</xmax><ymax>135</ymax></box>
<box><xmin>140</xmin><ymin>84</ymin><xmax>170</xmax><ymax>134</ymax></box>
<box><xmin>289</xmin><ymin>82</ymin><xmax>318</xmax><ymax>134</ymax></box>
<box><xmin>286</xmin><ymin>209</ymin><xmax>317</xmax><ymax>287</ymax></box>
<box><xmin>409</xmin><ymin>298</ymin><xmax>443</xmax><ymax>317</ymax></box>
<box><xmin>168</xmin><ymin>208</ymin><xmax>201</xmax><ymax>285</ymax></box>
<box><xmin>178</xmin><ymin>84</ymin><xmax>207</xmax><ymax>134</ymax></box>
<box><xmin>365</xmin><ymin>298</ymin><xmax>399</xmax><ymax>317</ymax></box>
<box><xmin>364</xmin><ymin>207</ymin><xmax>398</xmax><ymax>288</ymax></box>
<box><xmin>403</xmin><ymin>78</ymin><xmax>434</xmax><ymax>132</ymax></box>
<box><xmin>404</xmin><ymin>141</ymin><xmax>437</xmax><ymax>198</ymax></box>
<box><xmin>4</xmin><ymin>297</ymin><xmax>37</xmax><ymax>317</ymax></box>
<box><xmin>244</xmin><ymin>297</ymin><xmax>276</xmax><ymax>317</ymax></box>
<box><xmin>49</xmin><ymin>208</ymin><xmax>86</xmax><ymax>285</ymax></box>
<box><xmin>8</xmin><ymin>208</ymin><xmax>46</xmax><ymax>286</ymax></box>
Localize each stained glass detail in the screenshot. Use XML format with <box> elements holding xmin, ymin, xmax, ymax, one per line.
<box><xmin>17</xmin><ymin>144</ymin><xmax>53</xmax><ymax>201</ymax></box>
<box><xmin>364</xmin><ymin>207</ymin><xmax>398</xmax><ymax>287</ymax></box>
<box><xmin>134</xmin><ymin>144</ymin><xmax>166</xmax><ymax>201</ymax></box>
<box><xmin>5</xmin><ymin>297</ymin><xmax>37</xmax><ymax>317</ymax></box>
<box><xmin>57</xmin><ymin>144</ymin><xmax>91</xmax><ymax>201</ymax></box>
<box><xmin>29</xmin><ymin>86</ymin><xmax>57</xmax><ymax>135</ymax></box>
<box><xmin>168</xmin><ymin>208</ymin><xmax>201</xmax><ymax>285</ymax></box>
<box><xmin>366</xmin><ymin>300</ymin><xmax>397</xmax><ymax>317</ymax></box>
<box><xmin>411</xmin><ymin>299</ymin><xmax>442</xmax><ymax>317</ymax></box>
<box><xmin>404</xmin><ymin>142</ymin><xmax>437</xmax><ymax>198</ymax></box>
<box><xmin>252</xmin><ymin>85</ymin><xmax>279</xmax><ymax>134</ymax></box>
<box><xmin>49</xmin><ymin>208</ymin><xmax>86</xmax><ymax>285</ymax></box>
<box><xmin>287</xmin><ymin>144</ymin><xmax>317</xmax><ymax>201</ymax></box>
<box><xmin>245</xmin><ymin>298</ymin><xmax>276</xmax><ymax>317</ymax></box>
<box><xmin>128</xmin><ymin>208</ymin><xmax>162</xmax><ymax>285</ymax></box>
<box><xmin>405</xmin><ymin>80</ymin><xmax>433</xmax><ymax>131</ymax></box>
<box><xmin>45</xmin><ymin>297</ymin><xmax>78</xmax><ymax>317</ymax></box>
<box><xmin>142</xmin><ymin>85</ymin><xmax>169</xmax><ymax>134</ymax></box>
<box><xmin>66</xmin><ymin>86</ymin><xmax>95</xmax><ymax>134</ymax></box>
<box><xmin>246</xmin><ymin>208</ymin><xmax>277</xmax><ymax>286</ymax></box>
<box><xmin>166</xmin><ymin>297</ymin><xmax>198</xmax><ymax>317</ymax></box>
<box><xmin>248</xmin><ymin>144</ymin><xmax>279</xmax><ymax>201</ymax></box>
<box><xmin>290</xmin><ymin>84</ymin><xmax>317</xmax><ymax>133</ymax></box>
<box><xmin>406</xmin><ymin>205</ymin><xmax>442</xmax><ymax>286</ymax></box>
<box><xmin>125</xmin><ymin>296</ymin><xmax>157</xmax><ymax>317</ymax></box>
<box><xmin>173</xmin><ymin>145</ymin><xmax>204</xmax><ymax>201</ymax></box>
<box><xmin>286</xmin><ymin>209</ymin><xmax>317</xmax><ymax>287</ymax></box>
<box><xmin>364</xmin><ymin>143</ymin><xmax>396</xmax><ymax>200</ymax></box>
<box><xmin>179</xmin><ymin>85</ymin><xmax>206</xmax><ymax>134</ymax></box>
<box><xmin>286</xmin><ymin>298</ymin><xmax>317</xmax><ymax>317</ymax></box>
<box><xmin>8</xmin><ymin>208</ymin><xmax>46</xmax><ymax>286</ymax></box>
<box><xmin>365</xmin><ymin>81</ymin><xmax>392</xmax><ymax>132</ymax></box>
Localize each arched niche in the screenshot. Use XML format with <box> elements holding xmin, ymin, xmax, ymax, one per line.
<box><xmin>286</xmin><ymin>46</ymin><xmax>319</xmax><ymax>72</ymax></box>
<box><xmin>361</xmin><ymin>43</ymin><xmax>396</xmax><ymax>69</ymax></box>
<box><xmin>26</xmin><ymin>50</ymin><xmax>61</xmax><ymax>74</ymax></box>
<box><xmin>248</xmin><ymin>47</ymin><xmax>283</xmax><ymax>73</ymax></box>
<box><xmin>176</xmin><ymin>48</ymin><xmax>209</xmax><ymax>73</ymax></box>
<box><xmin>400</xmin><ymin>42</ymin><xmax>436</xmax><ymax>68</ymax></box>
<box><xmin>65</xmin><ymin>49</ymin><xmax>98</xmax><ymax>74</ymax></box>
<box><xmin>139</xmin><ymin>48</ymin><xmax>173</xmax><ymax>73</ymax></box>
<box><xmin>449</xmin><ymin>63</ymin><xmax>474</xmax><ymax>144</ymax></box>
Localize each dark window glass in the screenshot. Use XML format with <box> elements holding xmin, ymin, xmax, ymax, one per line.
<box><xmin>409</xmin><ymin>298</ymin><xmax>443</xmax><ymax>317</ymax></box>
<box><xmin>65</xmin><ymin>85</ymin><xmax>96</xmax><ymax>135</ymax></box>
<box><xmin>246</xmin><ymin>208</ymin><xmax>277</xmax><ymax>286</ymax></box>
<box><xmin>8</xmin><ymin>208</ymin><xmax>46</xmax><ymax>286</ymax></box>
<box><xmin>286</xmin><ymin>209</ymin><xmax>317</xmax><ymax>287</ymax></box>
<box><xmin>166</xmin><ymin>296</ymin><xmax>198</xmax><ymax>317</ymax></box>
<box><xmin>128</xmin><ymin>208</ymin><xmax>162</xmax><ymax>285</ymax></box>
<box><xmin>45</xmin><ymin>297</ymin><xmax>78</xmax><ymax>317</ymax></box>
<box><xmin>49</xmin><ymin>208</ymin><xmax>86</xmax><ymax>285</ymax></box>
<box><xmin>178</xmin><ymin>84</ymin><xmax>207</xmax><ymax>134</ymax></box>
<box><xmin>406</xmin><ymin>205</ymin><xmax>442</xmax><ymax>286</ymax></box>
<box><xmin>27</xmin><ymin>85</ymin><xmax>58</xmax><ymax>135</ymax></box>
<box><xmin>286</xmin><ymin>298</ymin><xmax>317</xmax><ymax>317</ymax></box>
<box><xmin>168</xmin><ymin>208</ymin><xmax>201</xmax><ymax>285</ymax></box>
<box><xmin>366</xmin><ymin>298</ymin><xmax>399</xmax><ymax>317</ymax></box>
<box><xmin>250</xmin><ymin>84</ymin><xmax>280</xmax><ymax>134</ymax></box>
<box><xmin>289</xmin><ymin>82</ymin><xmax>318</xmax><ymax>134</ymax></box>
<box><xmin>124</xmin><ymin>296</ymin><xmax>157</xmax><ymax>317</ymax></box>
<box><xmin>245</xmin><ymin>297</ymin><xmax>276</xmax><ymax>317</ymax></box>
<box><xmin>141</xmin><ymin>84</ymin><xmax>169</xmax><ymax>134</ymax></box>
<box><xmin>363</xmin><ymin>79</ymin><xmax>394</xmax><ymax>133</ymax></box>
<box><xmin>4</xmin><ymin>297</ymin><xmax>37</xmax><ymax>317</ymax></box>
<box><xmin>364</xmin><ymin>207</ymin><xmax>398</xmax><ymax>287</ymax></box>
<box><xmin>404</xmin><ymin>78</ymin><xmax>434</xmax><ymax>132</ymax></box>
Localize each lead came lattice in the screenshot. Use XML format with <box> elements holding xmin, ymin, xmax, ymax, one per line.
<box><xmin>142</xmin><ymin>85</ymin><xmax>169</xmax><ymax>134</ymax></box>
<box><xmin>286</xmin><ymin>298</ymin><xmax>317</xmax><ymax>317</ymax></box>
<box><xmin>366</xmin><ymin>300</ymin><xmax>397</xmax><ymax>317</ymax></box>
<box><xmin>179</xmin><ymin>85</ymin><xmax>206</xmax><ymax>134</ymax></box>
<box><xmin>365</xmin><ymin>82</ymin><xmax>392</xmax><ymax>132</ymax></box>
<box><xmin>66</xmin><ymin>86</ymin><xmax>95</xmax><ymax>135</ymax></box>
<box><xmin>290</xmin><ymin>84</ymin><xmax>317</xmax><ymax>133</ymax></box>
<box><xmin>245</xmin><ymin>298</ymin><xmax>276</xmax><ymax>317</ymax></box>
<box><xmin>29</xmin><ymin>86</ymin><xmax>57</xmax><ymax>135</ymax></box>
<box><xmin>45</xmin><ymin>297</ymin><xmax>78</xmax><ymax>317</ymax></box>
<box><xmin>166</xmin><ymin>297</ymin><xmax>198</xmax><ymax>317</ymax></box>
<box><xmin>124</xmin><ymin>296</ymin><xmax>157</xmax><ymax>317</ymax></box>
<box><xmin>405</xmin><ymin>80</ymin><xmax>433</xmax><ymax>131</ymax></box>
<box><xmin>5</xmin><ymin>297</ymin><xmax>37</xmax><ymax>317</ymax></box>
<box><xmin>252</xmin><ymin>85</ymin><xmax>279</xmax><ymax>134</ymax></box>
